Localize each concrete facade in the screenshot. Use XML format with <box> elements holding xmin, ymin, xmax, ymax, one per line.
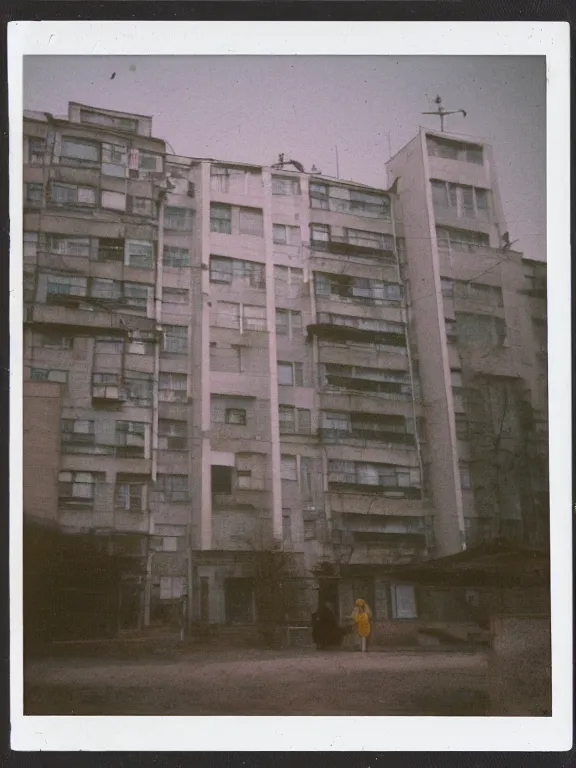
<box><xmin>22</xmin><ymin>105</ymin><xmax>548</xmax><ymax>632</ymax></box>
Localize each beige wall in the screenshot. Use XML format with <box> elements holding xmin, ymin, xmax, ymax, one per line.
<box><xmin>23</xmin><ymin>379</ymin><xmax>63</xmax><ymax>525</ymax></box>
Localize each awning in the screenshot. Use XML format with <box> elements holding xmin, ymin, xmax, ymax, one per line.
<box><xmin>381</xmin><ymin>539</ymin><xmax>550</xmax><ymax>588</ymax></box>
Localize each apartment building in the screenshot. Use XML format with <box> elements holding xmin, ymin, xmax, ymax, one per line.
<box><xmin>387</xmin><ymin>128</ymin><xmax>549</xmax><ymax>555</ymax></box>
<box><xmin>22</xmin><ymin>104</ymin><xmax>548</xmax><ymax>635</ymax></box>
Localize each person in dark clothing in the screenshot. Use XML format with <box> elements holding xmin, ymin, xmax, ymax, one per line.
<box><xmin>312</xmin><ymin>601</ymin><xmax>344</xmax><ymax>650</ymax></box>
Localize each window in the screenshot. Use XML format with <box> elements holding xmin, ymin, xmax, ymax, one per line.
<box><xmin>164</xmin><ymin>206</ymin><xmax>193</xmax><ymax>231</ymax></box>
<box><xmin>115</xmin><ymin>482</ymin><xmax>145</xmax><ymax>512</ymax></box>
<box><xmin>163</xmin><ymin>246</ymin><xmax>189</xmax><ymax>268</ymax></box>
<box><xmin>278</xmin><ymin>361</ymin><xmax>304</xmax><ymax>387</ymax></box>
<box><xmin>162</xmin><ymin>324</ymin><xmax>188</xmax><ymax>354</ymax></box>
<box><xmin>273</xmin><ymin>224</ymin><xmax>301</xmax><ymax>246</ymax></box>
<box><xmin>456</xmin><ymin>313</ymin><xmax>507</xmax><ymax>347</ymax></box>
<box><xmin>212</xmin><ymin>301</ymin><xmax>241</xmax><ymax>330</ymax></box>
<box><xmin>226</xmin><ymin>408</ymin><xmax>246</xmax><ymax>425</ymax></box>
<box><xmin>94</xmin><ymin>337</ymin><xmax>123</xmax><ymax>354</ymax></box>
<box><xmin>279</xmin><ymin>406</ymin><xmax>311</xmax><ymax>435</ymax></box>
<box><xmin>242</xmin><ymin>304</ymin><xmax>266</xmax><ymax>332</ymax></box>
<box><xmin>162</xmin><ymin>288</ymin><xmax>189</xmax><ymax>305</ymax></box>
<box><xmin>274</xmin><ymin>266</ymin><xmax>304</xmax><ymax>297</ymax></box>
<box><xmin>102</xmin><ymin>142</ymin><xmax>128</xmax><ymax>168</ymax></box>
<box><xmin>30</xmin><ymin>368</ymin><xmax>67</xmax><ymax>383</ymax></box>
<box><xmin>129</xmin><ymin>196</ymin><xmax>157</xmax><ymax>217</ymax></box>
<box><xmin>158</xmin><ymin>420</ymin><xmax>188</xmax><ymax>451</ymax></box>
<box><xmin>272</xmin><ymin>177</ymin><xmax>301</xmax><ymax>196</ymax></box>
<box><xmin>445</xmin><ymin>318</ymin><xmax>457</xmax><ymax>341</ymax></box>
<box><xmin>159</xmin><ymin>372</ymin><xmax>188</xmax><ymax>402</ymax></box>
<box><xmin>312</xmin><ymin>184</ymin><xmax>390</xmax><ymax>217</ymax></box>
<box><xmin>310</xmin><ymin>223</ymin><xmax>330</xmax><ymax>243</ymax></box>
<box><xmin>346</xmin><ymin>228</ymin><xmax>394</xmax><ymax>251</ymax></box>
<box><xmin>236</xmin><ymin>471</ymin><xmax>251</xmax><ymax>490</ymax></box>
<box><xmin>24</xmin><ymin>231</ymin><xmax>38</xmax><ymax>260</ymax></box>
<box><xmin>156</xmin><ymin>474</ymin><xmax>188</xmax><ymax>503</ymax></box>
<box><xmin>275</xmin><ymin>309</ymin><xmax>302</xmax><ymax>337</ymax></box>
<box><xmin>211</xmin><ymin>466</ymin><xmax>232</xmax><ymax>494</ymax></box>
<box><xmin>328</xmin><ymin>461</ymin><xmax>420</xmax><ymax>490</ymax></box>
<box><xmin>90</xmin><ymin>278</ymin><xmax>122</xmax><ymax>301</ymax></box>
<box><xmin>159</xmin><ymin>576</ymin><xmax>185</xmax><ymax>600</ymax></box>
<box><xmin>139</xmin><ymin>152</ymin><xmax>162</xmax><ymax>172</ymax></box>
<box><xmin>459</xmin><ymin>462</ymin><xmax>471</xmax><ymax>490</ymax></box>
<box><xmin>441</xmin><ymin>277</ymin><xmax>454</xmax><ymax>297</ymax></box>
<box><xmin>209</xmin><ymin>257</ymin><xmax>265</xmax><ymax>289</ymax></box>
<box><xmin>210</xmin><ymin>343</ymin><xmax>243</xmax><ymax>373</ymax></box>
<box><xmin>124</xmin><ymin>372</ymin><xmax>153</xmax><ymax>406</ymax></box>
<box><xmin>60</xmin><ymin>138</ymin><xmax>100</xmax><ymax>165</ymax></box>
<box><xmin>282</xmin><ymin>513</ymin><xmax>292</xmax><ymax>544</ymax></box>
<box><xmin>115</xmin><ymin>421</ymin><xmax>147</xmax><ymax>457</ymax></box>
<box><xmin>28</xmin><ymin>138</ymin><xmax>45</xmax><ymax>164</ymax></box>
<box><xmin>456</xmin><ymin>282</ymin><xmax>504</xmax><ymax>307</ymax></box>
<box><xmin>431</xmin><ymin>180</ymin><xmax>490</xmax><ymax>218</ymax></box>
<box><xmin>125</xmin><ymin>240</ymin><xmax>154</xmax><ymax>269</ymax></box>
<box><xmin>59</xmin><ymin>471</ymin><xmax>96</xmax><ymax>503</ymax></box>
<box><xmin>92</xmin><ymin>372</ymin><xmax>120</xmax><ymax>398</ymax></box>
<box><xmin>210</xmin><ymin>166</ymin><xmax>247</xmax><ymax>194</ymax></box>
<box><xmin>455</xmin><ymin>415</ymin><xmax>469</xmax><ymax>440</ymax></box>
<box><xmin>450</xmin><ymin>370</ymin><xmax>463</xmax><ymax>388</ymax></box>
<box><xmin>61</xmin><ymin>419</ymin><xmax>94</xmax><ymax>446</ymax></box>
<box><xmin>162</xmin><ymin>537</ymin><xmax>178</xmax><ymax>552</ymax></box>
<box><xmin>50</xmin><ymin>183</ymin><xmax>96</xmax><ymax>206</ymax></box>
<box><xmin>46</xmin><ymin>274</ymin><xmax>87</xmax><ymax>298</ymax></box>
<box><xmin>123</xmin><ymin>282</ymin><xmax>149</xmax><ymax>308</ymax></box>
<box><xmin>25</xmin><ymin>183</ymin><xmax>43</xmax><ymax>203</ymax></box>
<box><xmin>427</xmin><ymin>136</ymin><xmax>483</xmax><ymax>166</ymax></box>
<box><xmin>239</xmin><ymin>208</ymin><xmax>264</xmax><ymax>237</ymax></box>
<box><xmin>210</xmin><ymin>204</ymin><xmax>232</xmax><ymax>234</ymax></box>
<box><xmin>80</xmin><ymin>110</ymin><xmax>137</xmax><ymax>132</ymax></box>
<box><xmin>35</xmin><ymin>332</ymin><xmax>73</xmax><ymax>350</ymax></box>
<box><xmin>390</xmin><ymin>585</ymin><xmax>418</xmax><ymax>620</ymax></box>
<box><xmin>436</xmin><ymin>227</ymin><xmax>490</xmax><ymax>253</ymax></box>
<box><xmin>280</xmin><ymin>455</ymin><xmax>297</xmax><ymax>481</ymax></box>
<box><xmin>46</xmin><ymin>235</ymin><xmax>90</xmax><ymax>258</ymax></box>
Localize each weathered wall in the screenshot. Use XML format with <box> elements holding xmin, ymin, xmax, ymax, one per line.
<box><xmin>489</xmin><ymin>614</ymin><xmax>551</xmax><ymax>716</ymax></box>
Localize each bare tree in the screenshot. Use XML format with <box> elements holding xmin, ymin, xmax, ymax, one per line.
<box><xmin>241</xmin><ymin>522</ymin><xmax>308</xmax><ymax>647</ymax></box>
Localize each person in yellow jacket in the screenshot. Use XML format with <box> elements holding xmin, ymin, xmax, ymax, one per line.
<box><xmin>351</xmin><ymin>598</ymin><xmax>372</xmax><ymax>652</ymax></box>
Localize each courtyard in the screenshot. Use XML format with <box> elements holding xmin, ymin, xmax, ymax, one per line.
<box><xmin>24</xmin><ymin>647</ymin><xmax>489</xmax><ymax>716</ymax></box>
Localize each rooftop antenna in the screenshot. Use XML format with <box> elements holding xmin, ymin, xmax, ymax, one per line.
<box><xmin>335</xmin><ymin>145</ymin><xmax>340</xmax><ymax>179</ymax></box>
<box><xmin>422</xmin><ymin>95</ymin><xmax>467</xmax><ymax>132</ymax></box>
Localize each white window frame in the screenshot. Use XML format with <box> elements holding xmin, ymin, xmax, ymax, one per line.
<box><xmin>125</xmin><ymin>240</ymin><xmax>154</xmax><ymax>270</ymax></box>
<box><xmin>273</xmin><ymin>223</ymin><xmax>301</xmax><ymax>246</ymax></box>
<box><xmin>163</xmin><ymin>246</ymin><xmax>190</xmax><ymax>268</ymax></box>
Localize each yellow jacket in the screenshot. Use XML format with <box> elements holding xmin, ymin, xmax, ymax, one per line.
<box><xmin>351</xmin><ymin>604</ymin><xmax>372</xmax><ymax>637</ymax></box>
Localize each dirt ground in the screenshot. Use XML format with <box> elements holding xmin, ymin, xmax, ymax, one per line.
<box><xmin>24</xmin><ymin>648</ymin><xmax>490</xmax><ymax>716</ymax></box>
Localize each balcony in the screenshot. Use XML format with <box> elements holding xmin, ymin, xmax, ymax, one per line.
<box><xmin>307</xmin><ymin>314</ymin><xmax>406</xmax><ymax>347</ymax></box>
<box><xmin>25</xmin><ymin>302</ymin><xmax>158</xmax><ymax>334</ymax></box>
<box><xmin>91</xmin><ymin>385</ymin><xmax>128</xmax><ymax>404</ymax></box>
<box><xmin>319</xmin><ymin>427</ymin><xmax>415</xmax><ymax>447</ymax></box>
<box><xmin>212</xmin><ymin>488</ymin><xmax>270</xmax><ymax>510</ymax></box>
<box><xmin>310</xmin><ymin>236</ymin><xmax>396</xmax><ymax>264</ymax></box>
<box><xmin>327</xmin><ymin>474</ymin><xmax>422</xmax><ymax>498</ymax></box>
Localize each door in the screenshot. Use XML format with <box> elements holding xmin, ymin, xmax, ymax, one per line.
<box><xmin>224</xmin><ymin>578</ymin><xmax>254</xmax><ymax>624</ymax></box>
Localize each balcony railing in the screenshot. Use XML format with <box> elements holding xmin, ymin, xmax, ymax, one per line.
<box><xmin>319</xmin><ymin>428</ymin><xmax>416</xmax><ymax>445</ymax></box>
<box><xmin>321</xmin><ymin>375</ymin><xmax>412</xmax><ymax>398</ymax></box>
<box><xmin>310</xmin><ymin>236</ymin><xmax>396</xmax><ymax>264</ymax></box>
<box><xmin>327</xmin><ymin>473</ymin><xmax>422</xmax><ymax>498</ymax></box>
<box><xmin>308</xmin><ymin>322</ymin><xmax>406</xmax><ymax>347</ymax></box>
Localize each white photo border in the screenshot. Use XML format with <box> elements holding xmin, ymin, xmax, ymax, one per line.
<box><xmin>8</xmin><ymin>20</ymin><xmax>572</xmax><ymax>752</ymax></box>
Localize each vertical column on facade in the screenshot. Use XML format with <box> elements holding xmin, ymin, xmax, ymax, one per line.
<box><xmin>262</xmin><ymin>168</ymin><xmax>283</xmax><ymax>540</ymax></box>
<box><xmin>417</xmin><ymin>129</ymin><xmax>465</xmax><ymax>552</ymax></box>
<box><xmin>198</xmin><ymin>161</ymin><xmax>213</xmax><ymax>551</ymax></box>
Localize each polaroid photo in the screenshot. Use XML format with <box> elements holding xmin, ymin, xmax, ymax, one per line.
<box><xmin>7</xmin><ymin>20</ymin><xmax>571</xmax><ymax>752</ymax></box>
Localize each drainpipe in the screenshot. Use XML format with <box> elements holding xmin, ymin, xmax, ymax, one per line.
<box><xmin>144</xmin><ymin>191</ymin><xmax>166</xmax><ymax>627</ymax></box>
